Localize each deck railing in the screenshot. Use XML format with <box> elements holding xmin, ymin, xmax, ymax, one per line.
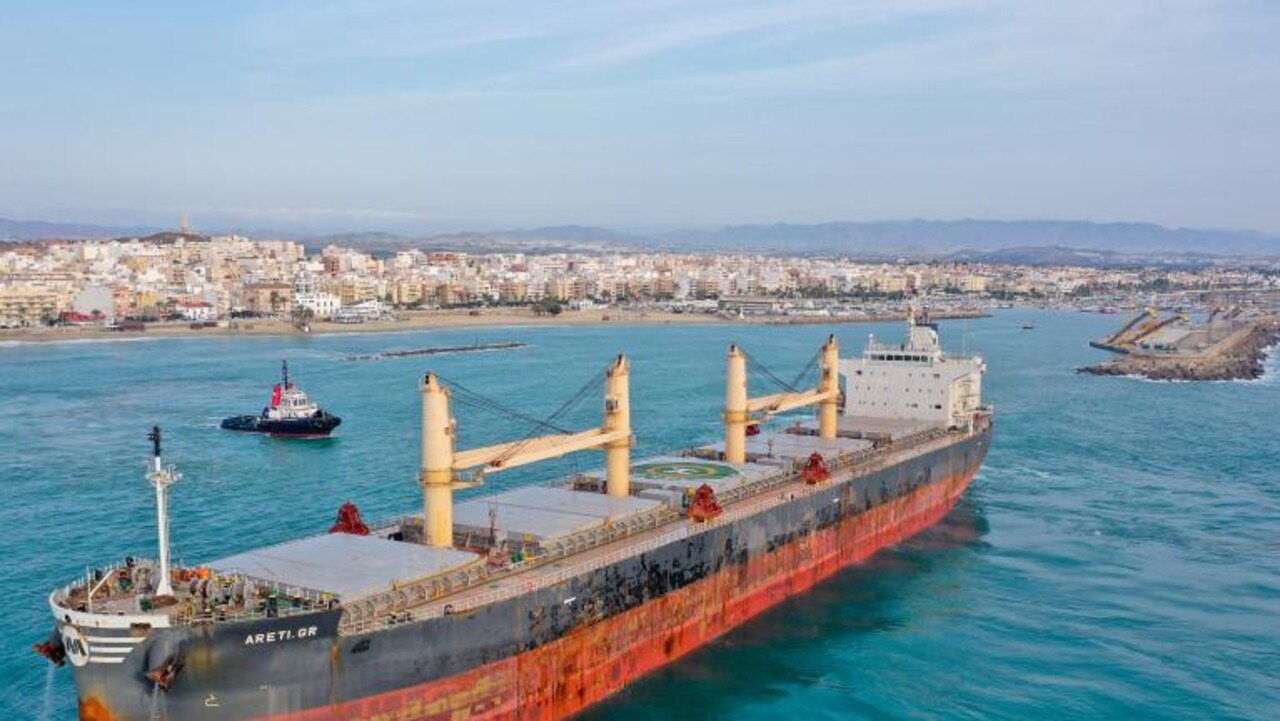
<box><xmin>51</xmin><ymin>559</ymin><xmax>334</xmax><ymax>627</ymax></box>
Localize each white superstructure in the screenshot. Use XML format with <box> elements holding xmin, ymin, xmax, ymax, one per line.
<box><xmin>841</xmin><ymin>307</ymin><xmax>985</xmax><ymax>429</ymax></box>
<box><xmin>295</xmin><ymin>291</ymin><xmax>341</xmax><ymax>319</ymax></box>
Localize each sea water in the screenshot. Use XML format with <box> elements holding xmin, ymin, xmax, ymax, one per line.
<box><xmin>1</xmin><ymin>311</ymin><xmax>1276</xmax><ymax>720</ymax></box>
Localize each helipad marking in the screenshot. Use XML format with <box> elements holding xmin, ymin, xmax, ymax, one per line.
<box><xmin>632</xmin><ymin>462</ymin><xmax>739</xmax><ymax>480</ymax></box>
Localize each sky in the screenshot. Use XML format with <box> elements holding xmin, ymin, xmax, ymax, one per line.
<box><xmin>1</xmin><ymin>0</ymin><xmax>1278</xmax><ymax>234</ymax></box>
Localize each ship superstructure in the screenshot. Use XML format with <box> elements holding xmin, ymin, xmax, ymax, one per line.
<box><xmin>842</xmin><ymin>306</ymin><xmax>985</xmax><ymax>428</ymax></box>
<box><xmin>44</xmin><ymin>322</ymin><xmax>991</xmax><ymax>721</ymax></box>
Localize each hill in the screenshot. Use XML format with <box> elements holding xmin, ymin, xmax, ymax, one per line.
<box><xmin>0</xmin><ymin>217</ymin><xmax>159</xmax><ymax>241</ymax></box>
<box><xmin>3</xmin><ymin>216</ymin><xmax>1278</xmax><ymax>260</ymax></box>
<box><xmin>655</xmin><ymin>220</ymin><xmax>1280</xmax><ymax>256</ymax></box>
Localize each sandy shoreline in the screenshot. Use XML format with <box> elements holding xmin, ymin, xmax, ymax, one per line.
<box><xmin>0</xmin><ymin>308</ymin><xmax>989</xmax><ymax>345</ymax></box>
<box><xmin>0</xmin><ymin>309</ymin><xmax>720</xmax><ymax>344</ymax></box>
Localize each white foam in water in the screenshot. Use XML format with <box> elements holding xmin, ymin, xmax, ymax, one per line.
<box><xmin>149</xmin><ymin>684</ymin><xmax>163</xmax><ymax>721</ymax></box>
<box><xmin>38</xmin><ymin>664</ymin><xmax>55</xmax><ymax>721</ymax></box>
<box><xmin>0</xmin><ymin>335</ymin><xmax>166</xmax><ymax>348</ymax></box>
<box><xmin>1254</xmin><ymin>343</ymin><xmax>1280</xmax><ymax>385</ymax></box>
<box><xmin>1116</xmin><ymin>342</ymin><xmax>1280</xmax><ymax>385</ymax></box>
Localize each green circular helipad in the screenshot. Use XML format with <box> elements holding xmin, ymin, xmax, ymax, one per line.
<box><xmin>633</xmin><ymin>461</ymin><xmax>739</xmax><ymax>480</ymax></box>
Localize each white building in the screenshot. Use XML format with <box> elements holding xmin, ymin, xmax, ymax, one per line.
<box><xmin>840</xmin><ymin>309</ymin><xmax>985</xmax><ymax>429</ymax></box>
<box><xmin>295</xmin><ymin>292</ymin><xmax>341</xmax><ymax>319</ymax></box>
<box><xmin>176</xmin><ymin>300</ymin><xmax>217</xmax><ymax>321</ymax></box>
<box><xmin>333</xmin><ymin>299</ymin><xmax>384</xmax><ymax>323</ymax></box>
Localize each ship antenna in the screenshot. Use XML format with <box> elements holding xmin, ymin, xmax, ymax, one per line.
<box><xmin>150</xmin><ymin>423</ymin><xmax>162</xmax><ymax>464</ymax></box>
<box><xmin>282</xmin><ymin>359</ymin><xmax>290</xmax><ymax>388</ymax></box>
<box><xmin>146</xmin><ymin>426</ymin><xmax>181</xmax><ymax>597</ymax></box>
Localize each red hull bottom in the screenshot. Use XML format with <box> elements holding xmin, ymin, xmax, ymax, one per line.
<box><xmin>262</xmin><ymin>461</ymin><xmax>979</xmax><ymax>721</ymax></box>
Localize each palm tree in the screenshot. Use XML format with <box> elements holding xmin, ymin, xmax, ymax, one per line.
<box><xmin>291</xmin><ymin>306</ymin><xmax>315</xmax><ymax>330</ymax></box>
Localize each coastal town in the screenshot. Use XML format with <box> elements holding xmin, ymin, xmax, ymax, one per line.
<box><xmin>1</xmin><ymin>226</ymin><xmax>1278</xmax><ymax>335</ymax></box>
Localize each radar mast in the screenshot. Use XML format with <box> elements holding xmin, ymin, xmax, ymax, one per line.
<box><xmin>146</xmin><ymin>426</ymin><xmax>181</xmax><ymax>596</ymax></box>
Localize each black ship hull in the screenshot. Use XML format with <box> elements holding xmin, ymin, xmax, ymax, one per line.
<box><xmin>220</xmin><ymin>413</ymin><xmax>341</xmax><ymax>437</ymax></box>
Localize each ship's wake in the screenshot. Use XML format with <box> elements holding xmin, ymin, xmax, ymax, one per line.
<box><xmin>38</xmin><ymin>665</ymin><xmax>54</xmax><ymax>721</ymax></box>
<box><xmin>149</xmin><ymin>683</ymin><xmax>163</xmax><ymax>721</ymax></box>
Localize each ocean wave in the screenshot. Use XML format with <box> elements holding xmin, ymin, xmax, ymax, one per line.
<box><xmin>0</xmin><ymin>335</ymin><xmax>171</xmax><ymax>348</ymax></box>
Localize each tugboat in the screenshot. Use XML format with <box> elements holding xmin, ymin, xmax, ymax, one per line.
<box><xmin>220</xmin><ymin>360</ymin><xmax>341</xmax><ymax>437</ymax></box>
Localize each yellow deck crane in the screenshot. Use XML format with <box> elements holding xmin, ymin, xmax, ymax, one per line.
<box><xmin>417</xmin><ymin>355</ymin><xmax>632</xmax><ymax>548</ymax></box>
<box><xmin>723</xmin><ymin>336</ymin><xmax>840</xmax><ymax>464</ymax></box>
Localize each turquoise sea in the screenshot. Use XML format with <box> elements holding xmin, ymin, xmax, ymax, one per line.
<box><xmin>2</xmin><ymin>310</ymin><xmax>1277</xmax><ymax>720</ymax></box>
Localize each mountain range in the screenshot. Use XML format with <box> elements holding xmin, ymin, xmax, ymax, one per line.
<box><xmin>654</xmin><ymin>220</ymin><xmax>1279</xmax><ymax>257</ymax></box>
<box><xmin>2</xmin><ymin>216</ymin><xmax>1277</xmax><ymax>261</ymax></box>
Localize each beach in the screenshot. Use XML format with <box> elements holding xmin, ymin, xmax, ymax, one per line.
<box><xmin>0</xmin><ymin>307</ymin><xmax>989</xmax><ymax>344</ymax></box>
<box><xmin>0</xmin><ymin>308</ymin><xmax>719</xmax><ymax>344</ymax></box>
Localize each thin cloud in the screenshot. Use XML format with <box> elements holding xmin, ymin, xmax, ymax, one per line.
<box><xmin>243</xmin><ymin>1</ymin><xmax>549</xmax><ymax>66</ymax></box>
<box><xmin>551</xmin><ymin>0</ymin><xmax>994</xmax><ymax>70</ymax></box>
<box><xmin>662</xmin><ymin>2</ymin><xmax>1280</xmax><ymax>100</ymax></box>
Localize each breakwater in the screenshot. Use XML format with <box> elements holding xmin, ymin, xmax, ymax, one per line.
<box><xmin>345</xmin><ymin>341</ymin><xmax>527</xmax><ymax>361</ymax></box>
<box><xmin>1079</xmin><ymin>320</ymin><xmax>1279</xmax><ymax>381</ymax></box>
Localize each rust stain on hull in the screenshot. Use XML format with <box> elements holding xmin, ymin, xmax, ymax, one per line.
<box><xmin>262</xmin><ymin>464</ymin><xmax>978</xmax><ymax>721</ymax></box>
<box><xmin>80</xmin><ymin>696</ymin><xmax>121</xmax><ymax>721</ymax></box>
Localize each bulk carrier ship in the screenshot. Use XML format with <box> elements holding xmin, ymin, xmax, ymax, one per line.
<box><xmin>40</xmin><ymin>313</ymin><xmax>992</xmax><ymax>721</ymax></box>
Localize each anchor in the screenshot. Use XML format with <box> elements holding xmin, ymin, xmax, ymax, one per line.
<box><xmin>32</xmin><ymin>632</ymin><xmax>66</xmax><ymax>667</ymax></box>
<box><xmin>145</xmin><ymin>653</ymin><xmax>185</xmax><ymax>692</ymax></box>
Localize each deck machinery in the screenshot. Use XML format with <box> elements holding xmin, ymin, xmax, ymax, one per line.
<box><xmin>43</xmin><ymin>317</ymin><xmax>992</xmax><ymax>721</ymax></box>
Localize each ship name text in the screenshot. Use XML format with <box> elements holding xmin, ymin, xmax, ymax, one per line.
<box><xmin>244</xmin><ymin>626</ymin><xmax>319</xmax><ymax>646</ymax></box>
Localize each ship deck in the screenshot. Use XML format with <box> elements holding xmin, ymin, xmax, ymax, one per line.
<box><xmin>52</xmin><ymin>417</ymin><xmax>976</xmax><ymax>634</ymax></box>
<box><xmin>453</xmin><ymin>486</ymin><xmax>664</xmax><ymax>543</ymax></box>
<box><xmin>337</xmin><ymin>421</ymin><xmax>967</xmax><ymax>634</ymax></box>
<box><xmin>208</xmin><ymin>533</ymin><xmax>483</xmax><ymax>600</ymax></box>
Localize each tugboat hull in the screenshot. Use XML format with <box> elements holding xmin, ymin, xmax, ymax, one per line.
<box><xmin>220</xmin><ymin>414</ymin><xmax>341</xmax><ymax>437</ymax></box>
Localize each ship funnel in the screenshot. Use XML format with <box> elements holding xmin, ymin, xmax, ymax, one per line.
<box><xmin>420</xmin><ymin>373</ymin><xmax>456</xmax><ymax>548</ymax></box>
<box><xmin>724</xmin><ymin>345</ymin><xmax>748</xmax><ymax>464</ymax></box>
<box><xmin>603</xmin><ymin>354</ymin><xmax>632</xmax><ymax>497</ymax></box>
